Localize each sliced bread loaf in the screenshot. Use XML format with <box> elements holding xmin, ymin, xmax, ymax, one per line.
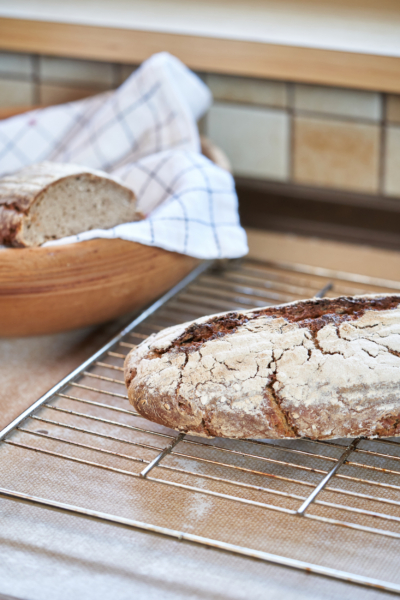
<box><xmin>0</xmin><ymin>162</ymin><xmax>140</xmax><ymax>247</ymax></box>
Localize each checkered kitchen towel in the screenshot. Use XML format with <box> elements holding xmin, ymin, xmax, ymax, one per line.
<box><xmin>0</xmin><ymin>53</ymin><xmax>248</xmax><ymax>259</ymax></box>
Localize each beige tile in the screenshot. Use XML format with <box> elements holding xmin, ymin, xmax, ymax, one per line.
<box><xmin>293</xmin><ymin>116</ymin><xmax>380</xmax><ymax>193</ymax></box>
<box><xmin>0</xmin><ymin>78</ymin><xmax>33</xmax><ymax>107</ymax></box>
<box><xmin>207</xmin><ymin>74</ymin><xmax>287</xmax><ymax>108</ymax></box>
<box><xmin>0</xmin><ymin>52</ymin><xmax>33</xmax><ymax>77</ymax></box>
<box><xmin>39</xmin><ymin>56</ymin><xmax>114</xmax><ymax>86</ymax></box>
<box><xmin>39</xmin><ymin>83</ymin><xmax>105</xmax><ymax>106</ymax></box>
<box><xmin>384</xmin><ymin>126</ymin><xmax>400</xmax><ymax>197</ymax></box>
<box><xmin>206</xmin><ymin>102</ymin><xmax>289</xmax><ymax>180</ymax></box>
<box><xmin>387</xmin><ymin>95</ymin><xmax>400</xmax><ymax>124</ymax></box>
<box><xmin>294</xmin><ymin>84</ymin><xmax>381</xmax><ymax>121</ymax></box>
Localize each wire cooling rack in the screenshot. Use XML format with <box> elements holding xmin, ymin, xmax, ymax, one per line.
<box><xmin>2</xmin><ymin>259</ymin><xmax>400</xmax><ymax>594</ymax></box>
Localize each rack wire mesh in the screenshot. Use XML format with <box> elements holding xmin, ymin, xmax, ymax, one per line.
<box><xmin>2</xmin><ymin>258</ymin><xmax>400</xmax><ymax>593</ymax></box>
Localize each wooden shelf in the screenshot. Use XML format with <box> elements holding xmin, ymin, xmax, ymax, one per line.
<box><xmin>0</xmin><ymin>0</ymin><xmax>400</xmax><ymax>92</ymax></box>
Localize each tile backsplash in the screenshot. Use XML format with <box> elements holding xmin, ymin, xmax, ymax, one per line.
<box><xmin>292</xmin><ymin>116</ymin><xmax>380</xmax><ymax>193</ymax></box>
<box><xmin>292</xmin><ymin>84</ymin><xmax>381</xmax><ymax>121</ymax></box>
<box><xmin>207</xmin><ymin>103</ymin><xmax>289</xmax><ymax>180</ymax></box>
<box><xmin>207</xmin><ymin>74</ymin><xmax>287</xmax><ymax>109</ymax></box>
<box><xmin>1</xmin><ymin>50</ymin><xmax>399</xmax><ymax>198</ymax></box>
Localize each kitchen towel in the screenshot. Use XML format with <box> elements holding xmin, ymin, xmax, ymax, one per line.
<box><xmin>0</xmin><ymin>53</ymin><xmax>248</xmax><ymax>259</ymax></box>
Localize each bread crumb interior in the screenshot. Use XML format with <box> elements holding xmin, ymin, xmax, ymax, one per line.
<box><xmin>22</xmin><ymin>175</ymin><xmax>137</xmax><ymax>246</ymax></box>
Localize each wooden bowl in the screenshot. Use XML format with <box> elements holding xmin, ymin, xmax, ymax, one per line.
<box><xmin>0</xmin><ymin>240</ymin><xmax>199</xmax><ymax>336</ymax></box>
<box><xmin>0</xmin><ymin>104</ymin><xmax>230</xmax><ymax>336</ymax></box>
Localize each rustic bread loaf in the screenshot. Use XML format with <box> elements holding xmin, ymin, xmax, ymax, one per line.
<box><xmin>0</xmin><ymin>162</ymin><xmax>140</xmax><ymax>247</ymax></box>
<box><xmin>124</xmin><ymin>295</ymin><xmax>400</xmax><ymax>440</ymax></box>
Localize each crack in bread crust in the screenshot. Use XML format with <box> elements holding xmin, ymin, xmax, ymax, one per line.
<box><xmin>125</xmin><ymin>294</ymin><xmax>400</xmax><ymax>440</ymax></box>
<box><xmin>265</xmin><ymin>371</ymin><xmax>299</xmax><ymax>438</ymax></box>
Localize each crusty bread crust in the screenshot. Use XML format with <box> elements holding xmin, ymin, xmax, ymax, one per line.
<box><xmin>0</xmin><ymin>162</ymin><xmax>139</xmax><ymax>247</ymax></box>
<box><xmin>125</xmin><ymin>294</ymin><xmax>400</xmax><ymax>440</ymax></box>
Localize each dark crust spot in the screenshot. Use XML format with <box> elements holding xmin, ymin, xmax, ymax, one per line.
<box><xmin>0</xmin><ymin>206</ymin><xmax>24</xmax><ymax>246</ymax></box>
<box><xmin>170</xmin><ymin>296</ymin><xmax>400</xmax><ymax>353</ymax></box>
<box><xmin>254</xmin><ymin>295</ymin><xmax>400</xmax><ymax>333</ymax></box>
<box><xmin>376</xmin><ymin>415</ymin><xmax>400</xmax><ymax>438</ymax></box>
<box><xmin>171</xmin><ymin>313</ymin><xmax>249</xmax><ymax>351</ymax></box>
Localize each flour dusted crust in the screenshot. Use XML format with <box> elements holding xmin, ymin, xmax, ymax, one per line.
<box><xmin>125</xmin><ymin>295</ymin><xmax>400</xmax><ymax>440</ymax></box>
<box><xmin>0</xmin><ymin>162</ymin><xmax>140</xmax><ymax>247</ymax></box>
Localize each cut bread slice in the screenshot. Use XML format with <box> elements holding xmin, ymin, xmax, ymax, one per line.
<box><xmin>0</xmin><ymin>162</ymin><xmax>140</xmax><ymax>247</ymax></box>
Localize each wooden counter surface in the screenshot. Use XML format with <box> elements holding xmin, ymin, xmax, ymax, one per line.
<box><xmin>1</xmin><ymin>229</ymin><xmax>400</xmax><ymax>599</ymax></box>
